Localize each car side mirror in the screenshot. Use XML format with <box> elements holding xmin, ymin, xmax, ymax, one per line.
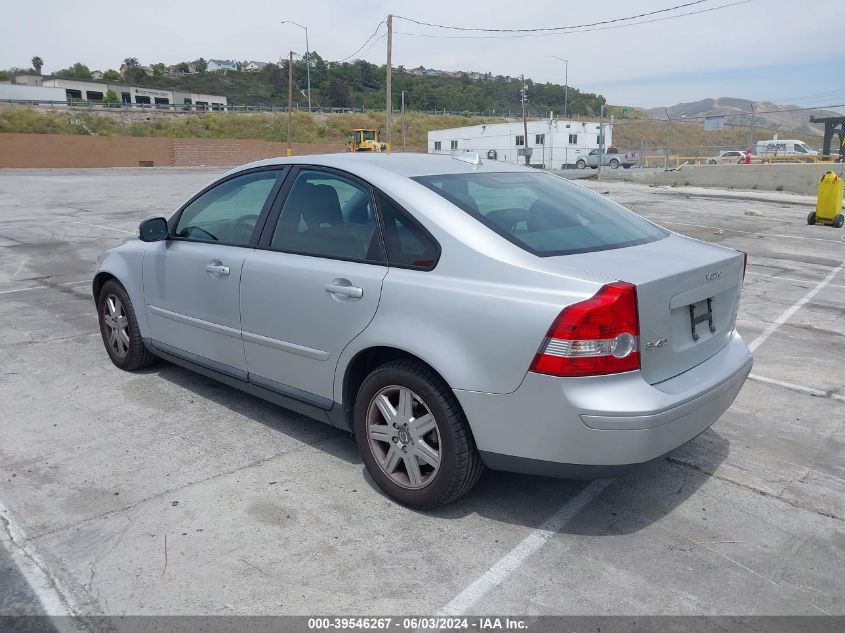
<box><xmin>139</xmin><ymin>217</ymin><xmax>168</xmax><ymax>242</ymax></box>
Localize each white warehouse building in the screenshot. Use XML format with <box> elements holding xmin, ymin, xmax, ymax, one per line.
<box><xmin>427</xmin><ymin>119</ymin><xmax>612</xmax><ymax>169</ymax></box>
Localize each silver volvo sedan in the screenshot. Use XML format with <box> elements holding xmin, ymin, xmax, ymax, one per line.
<box><xmin>94</xmin><ymin>153</ymin><xmax>753</xmax><ymax>508</ymax></box>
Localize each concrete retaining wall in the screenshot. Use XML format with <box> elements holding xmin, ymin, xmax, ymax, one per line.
<box><xmin>0</xmin><ymin>133</ymin><xmax>424</xmax><ymax>168</ymax></box>
<box><xmin>607</xmin><ymin>163</ymin><xmax>845</xmax><ymax>196</ymax></box>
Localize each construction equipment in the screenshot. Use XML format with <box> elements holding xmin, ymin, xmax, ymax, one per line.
<box><xmin>808</xmin><ymin>171</ymin><xmax>844</xmax><ymax>228</ymax></box>
<box><xmin>346</xmin><ymin>129</ymin><xmax>384</xmax><ymax>152</ymax></box>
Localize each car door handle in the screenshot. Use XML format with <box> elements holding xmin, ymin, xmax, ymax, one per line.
<box><xmin>325</xmin><ymin>283</ymin><xmax>363</xmax><ymax>299</ymax></box>
<box><xmin>205</xmin><ymin>263</ymin><xmax>230</xmax><ymax>277</ymax></box>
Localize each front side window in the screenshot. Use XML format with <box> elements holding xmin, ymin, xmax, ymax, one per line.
<box><xmin>362</xmin><ymin>130</ymin><xmax>376</xmax><ymax>141</ymax></box>
<box><xmin>174</xmin><ymin>170</ymin><xmax>281</xmax><ymax>245</ymax></box>
<box><xmin>414</xmin><ymin>172</ymin><xmax>667</xmax><ymax>257</ymax></box>
<box><xmin>270</xmin><ymin>170</ymin><xmax>381</xmax><ymax>262</ymax></box>
<box><xmin>378</xmin><ymin>195</ymin><xmax>439</xmax><ymax>270</ymax></box>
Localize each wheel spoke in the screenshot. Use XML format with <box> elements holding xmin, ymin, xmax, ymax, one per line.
<box><xmin>119</xmin><ymin>328</ymin><xmax>130</xmax><ymax>346</ymax></box>
<box><xmin>410</xmin><ymin>413</ymin><xmax>436</xmax><ymax>436</ymax></box>
<box><xmin>403</xmin><ymin>455</ymin><xmax>423</xmax><ymax>487</ymax></box>
<box><xmin>374</xmin><ymin>394</ymin><xmax>397</xmax><ymax>424</ymax></box>
<box><xmin>369</xmin><ymin>424</ymin><xmax>393</xmax><ymax>444</ymax></box>
<box><xmin>397</xmin><ymin>387</ymin><xmax>413</xmax><ymax>419</ymax></box>
<box><xmin>382</xmin><ymin>446</ymin><xmax>401</xmax><ymax>474</ymax></box>
<box><xmin>414</xmin><ymin>440</ymin><xmax>440</xmax><ymax>468</ymax></box>
<box><xmin>106</xmin><ymin>296</ymin><xmax>116</xmax><ymax>317</ymax></box>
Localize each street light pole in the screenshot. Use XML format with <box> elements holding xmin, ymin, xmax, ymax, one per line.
<box><xmin>545</xmin><ymin>55</ymin><xmax>568</xmax><ymax>119</ymax></box>
<box><xmin>282</xmin><ymin>20</ymin><xmax>311</xmax><ymax>112</ymax></box>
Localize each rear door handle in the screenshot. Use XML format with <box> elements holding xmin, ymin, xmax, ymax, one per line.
<box><xmin>205</xmin><ymin>263</ymin><xmax>230</xmax><ymax>277</ymax></box>
<box><xmin>325</xmin><ymin>283</ymin><xmax>363</xmax><ymax>299</ymax></box>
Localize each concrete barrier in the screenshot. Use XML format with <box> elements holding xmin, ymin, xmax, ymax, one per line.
<box><xmin>605</xmin><ymin>163</ymin><xmax>845</xmax><ymax>196</ymax></box>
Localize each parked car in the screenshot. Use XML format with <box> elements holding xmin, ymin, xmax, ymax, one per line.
<box><xmin>707</xmin><ymin>150</ymin><xmax>750</xmax><ymax>165</ymax></box>
<box><xmin>577</xmin><ymin>147</ymin><xmax>640</xmax><ymax>169</ymax></box>
<box><xmin>94</xmin><ymin>153</ymin><xmax>752</xmax><ymax>508</ymax></box>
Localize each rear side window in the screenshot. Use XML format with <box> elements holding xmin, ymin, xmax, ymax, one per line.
<box><xmin>377</xmin><ymin>195</ymin><xmax>439</xmax><ymax>270</ymax></box>
<box><xmin>414</xmin><ymin>172</ymin><xmax>667</xmax><ymax>257</ymax></box>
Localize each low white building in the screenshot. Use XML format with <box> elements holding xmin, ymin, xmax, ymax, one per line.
<box><xmin>427</xmin><ymin>119</ymin><xmax>612</xmax><ymax>169</ymax></box>
<box><xmin>207</xmin><ymin>59</ymin><xmax>237</xmax><ymax>73</ymax></box>
<box><xmin>33</xmin><ymin>77</ymin><xmax>227</xmax><ymax>109</ymax></box>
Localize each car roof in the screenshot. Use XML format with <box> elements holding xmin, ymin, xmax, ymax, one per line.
<box><xmin>228</xmin><ymin>152</ymin><xmax>530</xmax><ymax>179</ymax></box>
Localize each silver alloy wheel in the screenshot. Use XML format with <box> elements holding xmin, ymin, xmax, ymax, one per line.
<box><xmin>102</xmin><ymin>293</ymin><xmax>130</xmax><ymax>359</ymax></box>
<box><xmin>366</xmin><ymin>385</ymin><xmax>441</xmax><ymax>489</ymax></box>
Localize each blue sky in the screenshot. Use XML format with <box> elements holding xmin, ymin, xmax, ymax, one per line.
<box><xmin>1</xmin><ymin>0</ymin><xmax>842</xmax><ymax>110</ymax></box>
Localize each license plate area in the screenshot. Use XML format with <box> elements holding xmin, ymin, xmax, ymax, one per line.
<box><xmin>689</xmin><ymin>297</ymin><xmax>717</xmax><ymax>342</ymax></box>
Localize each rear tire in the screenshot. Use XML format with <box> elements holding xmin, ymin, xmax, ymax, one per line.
<box><xmin>807</xmin><ymin>211</ymin><xmax>816</xmax><ymax>225</ymax></box>
<box><xmin>354</xmin><ymin>360</ymin><xmax>483</xmax><ymax>508</ymax></box>
<box><xmin>97</xmin><ymin>280</ymin><xmax>155</xmax><ymax>371</ymax></box>
<box><xmin>610</xmin><ymin>159</ymin><xmax>619</xmax><ymax>169</ymax></box>
<box><xmin>576</xmin><ymin>159</ymin><xmax>586</xmax><ymax>170</ymax></box>
<box><xmin>834</xmin><ymin>214</ymin><xmax>844</xmax><ymax>228</ymax></box>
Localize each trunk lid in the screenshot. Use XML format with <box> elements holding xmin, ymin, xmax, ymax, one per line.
<box><xmin>549</xmin><ymin>234</ymin><xmax>743</xmax><ymax>384</ymax></box>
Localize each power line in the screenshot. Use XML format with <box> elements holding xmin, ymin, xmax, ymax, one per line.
<box><xmin>393</xmin><ymin>1</ymin><xmax>751</xmax><ymax>40</ymax></box>
<box><xmin>336</xmin><ymin>19</ymin><xmax>386</xmax><ymax>62</ymax></box>
<box><xmin>393</xmin><ymin>0</ymin><xmax>716</xmax><ymax>32</ymax></box>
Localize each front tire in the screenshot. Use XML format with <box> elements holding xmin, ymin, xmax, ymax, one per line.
<box><xmin>807</xmin><ymin>211</ymin><xmax>816</xmax><ymax>225</ymax></box>
<box><xmin>610</xmin><ymin>158</ymin><xmax>619</xmax><ymax>169</ymax></box>
<box><xmin>576</xmin><ymin>159</ymin><xmax>586</xmax><ymax>169</ymax></box>
<box><xmin>834</xmin><ymin>214</ymin><xmax>844</xmax><ymax>228</ymax></box>
<box><xmin>97</xmin><ymin>280</ymin><xmax>155</xmax><ymax>371</ymax></box>
<box><xmin>354</xmin><ymin>360</ymin><xmax>483</xmax><ymax>508</ymax></box>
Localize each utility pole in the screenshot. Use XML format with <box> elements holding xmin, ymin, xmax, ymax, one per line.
<box><xmin>521</xmin><ymin>75</ymin><xmax>530</xmax><ymax>166</ymax></box>
<box><xmin>401</xmin><ymin>90</ymin><xmax>406</xmax><ymax>149</ymax></box>
<box><xmin>287</xmin><ymin>51</ymin><xmax>293</xmax><ymax>156</ymax></box>
<box><xmin>545</xmin><ymin>56</ymin><xmax>568</xmax><ymax>119</ymax></box>
<box><xmin>664</xmin><ymin>107</ymin><xmax>671</xmax><ymax>169</ymax></box>
<box><xmin>281</xmin><ymin>21</ymin><xmax>311</xmax><ymax>112</ymax></box>
<box><xmin>748</xmin><ymin>101</ymin><xmax>755</xmax><ymax>151</ymax></box>
<box><xmin>385</xmin><ymin>14</ymin><xmax>393</xmax><ymax>152</ymax></box>
<box><xmin>597</xmin><ymin>104</ymin><xmax>604</xmax><ymax>179</ymax></box>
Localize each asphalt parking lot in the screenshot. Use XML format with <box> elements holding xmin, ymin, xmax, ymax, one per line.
<box><xmin>0</xmin><ymin>168</ymin><xmax>843</xmax><ymax>619</ymax></box>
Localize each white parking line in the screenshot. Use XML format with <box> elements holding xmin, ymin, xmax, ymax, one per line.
<box><xmin>746</xmin><ymin>271</ymin><xmax>845</xmax><ymax>291</ymax></box>
<box><xmin>68</xmin><ymin>221</ymin><xmax>134</xmax><ymax>235</ymax></box>
<box><xmin>0</xmin><ymin>280</ymin><xmax>89</xmax><ymax>295</ymax></box>
<box><xmin>0</xmin><ymin>506</ymin><xmax>76</xmax><ymax>619</ymax></box>
<box><xmin>440</xmin><ymin>480</ymin><xmax>610</xmax><ymax>616</ymax></box>
<box><xmin>747</xmin><ymin>260</ymin><xmax>845</xmax><ymax>353</ymax></box>
<box><xmin>661</xmin><ymin>221</ymin><xmax>844</xmax><ymax>244</ymax></box>
<box><xmin>748</xmin><ymin>373</ymin><xmax>844</xmax><ymax>402</ymax></box>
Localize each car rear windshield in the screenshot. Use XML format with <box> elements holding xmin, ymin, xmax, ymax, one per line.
<box><xmin>414</xmin><ymin>172</ymin><xmax>667</xmax><ymax>257</ymax></box>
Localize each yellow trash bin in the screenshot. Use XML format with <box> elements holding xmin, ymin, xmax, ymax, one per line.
<box><xmin>809</xmin><ymin>171</ymin><xmax>844</xmax><ymax>228</ymax></box>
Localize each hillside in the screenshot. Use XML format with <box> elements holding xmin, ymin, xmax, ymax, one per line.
<box><xmin>0</xmin><ymin>107</ymin><xmax>822</xmax><ymax>155</ymax></box>
<box><xmin>644</xmin><ymin>97</ymin><xmax>838</xmax><ymax>136</ymax></box>
<box><xmin>114</xmin><ymin>54</ymin><xmax>605</xmax><ymax>116</ymax></box>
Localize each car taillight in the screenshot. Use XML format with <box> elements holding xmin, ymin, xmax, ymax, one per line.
<box><xmin>529</xmin><ymin>282</ymin><xmax>640</xmax><ymax>377</ymax></box>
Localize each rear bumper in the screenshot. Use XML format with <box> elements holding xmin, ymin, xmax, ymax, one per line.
<box><xmin>454</xmin><ymin>333</ymin><xmax>752</xmax><ymax>475</ymax></box>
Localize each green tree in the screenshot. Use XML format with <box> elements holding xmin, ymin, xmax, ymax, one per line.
<box><xmin>122</xmin><ymin>57</ymin><xmax>146</xmax><ymax>83</ymax></box>
<box><xmin>193</xmin><ymin>58</ymin><xmax>208</xmax><ymax>73</ymax></box>
<box><xmin>175</xmin><ymin>62</ymin><xmax>190</xmax><ymax>73</ymax></box>
<box><xmin>151</xmin><ymin>63</ymin><xmax>166</xmax><ymax>78</ymax></box>
<box><xmin>31</xmin><ymin>56</ymin><xmax>43</xmax><ymax>74</ymax></box>
<box><xmin>55</xmin><ymin>62</ymin><xmax>92</xmax><ymax>80</ymax></box>
<box><xmin>103</xmin><ymin>90</ymin><xmax>120</xmax><ymax>104</ymax></box>
<box><xmin>102</xmin><ymin>69</ymin><xmax>120</xmax><ymax>81</ymax></box>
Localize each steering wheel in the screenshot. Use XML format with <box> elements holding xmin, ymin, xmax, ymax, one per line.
<box><xmin>228</xmin><ymin>214</ymin><xmax>260</xmax><ymax>244</ymax></box>
<box><xmin>183</xmin><ymin>225</ymin><xmax>218</xmax><ymax>241</ymax></box>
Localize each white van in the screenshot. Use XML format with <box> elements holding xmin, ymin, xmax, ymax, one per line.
<box><xmin>756</xmin><ymin>139</ymin><xmax>817</xmax><ymax>159</ymax></box>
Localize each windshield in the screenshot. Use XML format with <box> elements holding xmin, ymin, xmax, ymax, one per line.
<box><xmin>414</xmin><ymin>172</ymin><xmax>667</xmax><ymax>257</ymax></box>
